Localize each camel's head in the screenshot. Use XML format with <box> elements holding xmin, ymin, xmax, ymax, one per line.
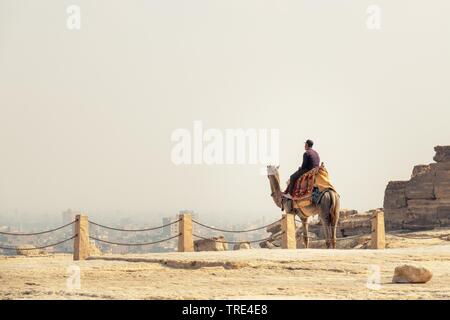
<box><xmin>267</xmin><ymin>165</ymin><xmax>283</xmax><ymax>209</ymax></box>
<box><xmin>267</xmin><ymin>165</ymin><xmax>280</xmax><ymax>178</ymax></box>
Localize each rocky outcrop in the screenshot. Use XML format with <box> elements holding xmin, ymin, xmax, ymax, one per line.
<box><xmin>338</xmin><ymin>210</ymin><xmax>372</xmax><ymax>237</ymax></box>
<box><xmin>194</xmin><ymin>236</ymin><xmax>228</xmax><ymax>251</ymax></box>
<box><xmin>384</xmin><ymin>146</ymin><xmax>450</xmax><ymax>229</ymax></box>
<box><xmin>392</xmin><ymin>265</ymin><xmax>433</xmax><ymax>283</ymax></box>
<box><xmin>259</xmin><ymin>221</ymin><xmax>283</xmax><ymax>248</ymax></box>
<box><xmin>434</xmin><ymin>146</ymin><xmax>450</xmax><ymax>163</ymax></box>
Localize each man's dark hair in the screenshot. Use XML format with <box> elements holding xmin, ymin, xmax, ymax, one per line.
<box><xmin>305</xmin><ymin>139</ymin><xmax>314</xmax><ymax>148</ymax></box>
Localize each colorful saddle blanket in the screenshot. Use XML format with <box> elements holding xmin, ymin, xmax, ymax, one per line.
<box><xmin>291</xmin><ymin>165</ymin><xmax>335</xmax><ymax>201</ymax></box>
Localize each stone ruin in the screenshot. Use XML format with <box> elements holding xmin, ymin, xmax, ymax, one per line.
<box><xmin>194</xmin><ymin>236</ymin><xmax>228</xmax><ymax>251</ymax></box>
<box><xmin>384</xmin><ymin>146</ymin><xmax>450</xmax><ymax>230</ymax></box>
<box><xmin>259</xmin><ymin>208</ymin><xmax>376</xmax><ymax>249</ymax></box>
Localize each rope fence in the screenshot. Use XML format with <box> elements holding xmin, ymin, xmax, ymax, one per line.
<box><xmin>193</xmin><ymin>233</ymin><xmax>276</xmax><ymax>244</ymax></box>
<box><xmin>294</xmin><ymin>216</ymin><xmax>450</xmax><ymax>242</ymax></box>
<box><xmin>2</xmin><ymin>212</ymin><xmax>450</xmax><ymax>260</ymax></box>
<box><xmin>0</xmin><ymin>220</ymin><xmax>77</xmax><ymax>252</ymax></box>
<box><xmin>89</xmin><ymin>233</ymin><xmax>181</xmax><ymax>246</ymax></box>
<box><xmin>0</xmin><ymin>220</ymin><xmax>75</xmax><ymax>236</ymax></box>
<box><xmin>192</xmin><ymin>218</ymin><xmax>281</xmax><ymax>233</ymax></box>
<box><xmin>89</xmin><ymin>219</ymin><xmax>180</xmax><ymax>232</ymax></box>
<box><xmin>0</xmin><ymin>234</ymin><xmax>77</xmax><ymax>251</ymax></box>
<box><xmin>189</xmin><ymin>217</ymin><xmax>284</xmax><ymax>247</ymax></box>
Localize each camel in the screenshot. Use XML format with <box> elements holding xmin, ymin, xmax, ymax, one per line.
<box><xmin>267</xmin><ymin>165</ymin><xmax>340</xmax><ymax>248</ymax></box>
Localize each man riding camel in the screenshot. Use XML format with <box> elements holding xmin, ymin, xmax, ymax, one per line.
<box><xmin>285</xmin><ymin>139</ymin><xmax>320</xmax><ymax>196</ymax></box>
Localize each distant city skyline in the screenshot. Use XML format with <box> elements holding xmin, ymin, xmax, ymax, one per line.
<box><xmin>1</xmin><ymin>1</ymin><xmax>449</xmax><ymax>222</ymax></box>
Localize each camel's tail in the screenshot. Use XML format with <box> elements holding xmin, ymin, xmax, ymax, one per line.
<box><xmin>330</xmin><ymin>190</ymin><xmax>340</xmax><ymax>227</ymax></box>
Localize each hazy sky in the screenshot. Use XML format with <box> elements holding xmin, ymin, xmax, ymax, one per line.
<box><xmin>1</xmin><ymin>0</ymin><xmax>449</xmax><ymax>223</ymax></box>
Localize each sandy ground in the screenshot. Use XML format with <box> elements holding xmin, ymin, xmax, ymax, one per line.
<box><xmin>1</xmin><ymin>230</ymin><xmax>450</xmax><ymax>300</ymax></box>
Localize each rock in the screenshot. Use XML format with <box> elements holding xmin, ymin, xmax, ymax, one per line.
<box><xmin>295</xmin><ymin>230</ymin><xmax>317</xmax><ymax>240</ymax></box>
<box><xmin>194</xmin><ymin>236</ymin><xmax>228</xmax><ymax>251</ymax></box>
<box><xmin>16</xmin><ymin>245</ymin><xmax>45</xmax><ymax>256</ymax></box>
<box><xmin>392</xmin><ymin>265</ymin><xmax>433</xmax><ymax>283</ymax></box>
<box><xmin>339</xmin><ymin>209</ymin><xmax>358</xmax><ymax>219</ymax></box>
<box><xmin>384</xmin><ymin>146</ymin><xmax>450</xmax><ymax>229</ymax></box>
<box><xmin>271</xmin><ymin>238</ymin><xmax>282</xmax><ymax>247</ymax></box>
<box><xmin>233</xmin><ymin>242</ymin><xmax>251</xmax><ymax>250</ymax></box>
<box><xmin>259</xmin><ymin>240</ymin><xmax>276</xmax><ymax>249</ymax></box>
<box><xmin>266</xmin><ymin>221</ymin><xmax>281</xmax><ymax>234</ymax></box>
<box><xmin>433</xmin><ymin>146</ymin><xmax>450</xmax><ymax>163</ymax></box>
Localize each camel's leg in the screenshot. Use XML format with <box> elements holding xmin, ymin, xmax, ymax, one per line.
<box><xmin>324</xmin><ymin>225</ymin><xmax>332</xmax><ymax>249</ymax></box>
<box><xmin>319</xmin><ymin>192</ymin><xmax>333</xmax><ymax>249</ymax></box>
<box><xmin>331</xmin><ymin>225</ymin><xmax>337</xmax><ymax>249</ymax></box>
<box><xmin>300</xmin><ymin>216</ymin><xmax>309</xmax><ymax>248</ymax></box>
<box><xmin>320</xmin><ymin>218</ymin><xmax>332</xmax><ymax>249</ymax></box>
<box><xmin>331</xmin><ymin>192</ymin><xmax>340</xmax><ymax>249</ymax></box>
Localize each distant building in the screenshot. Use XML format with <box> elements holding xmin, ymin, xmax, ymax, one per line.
<box><xmin>62</xmin><ymin>209</ymin><xmax>75</xmax><ymax>225</ymax></box>
<box><xmin>178</xmin><ymin>210</ymin><xmax>199</xmax><ymax>221</ymax></box>
<box><xmin>162</xmin><ymin>210</ymin><xmax>200</xmax><ymax>237</ymax></box>
<box><xmin>61</xmin><ymin>209</ymin><xmax>77</xmax><ymax>253</ymax></box>
<box><xmin>162</xmin><ymin>217</ymin><xmax>179</xmax><ymax>237</ymax></box>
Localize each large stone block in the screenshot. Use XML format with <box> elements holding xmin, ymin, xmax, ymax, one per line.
<box><xmin>233</xmin><ymin>242</ymin><xmax>251</xmax><ymax>250</ymax></box>
<box><xmin>433</xmin><ymin>145</ymin><xmax>450</xmax><ymax>163</ymax></box>
<box><xmin>405</xmin><ymin>173</ymin><xmax>435</xmax><ymax>200</ymax></box>
<box><xmin>435</xmin><ymin>170</ymin><xmax>450</xmax><ymax>180</ymax></box>
<box><xmin>437</xmin><ymin>207</ymin><xmax>450</xmax><ymax>226</ymax></box>
<box><xmin>339</xmin><ymin>209</ymin><xmax>358</xmax><ymax>219</ymax></box>
<box><xmin>384</xmin><ymin>181</ymin><xmax>407</xmax><ymax>209</ymax></box>
<box><xmin>392</xmin><ymin>265</ymin><xmax>433</xmax><ymax>283</ymax></box>
<box><xmin>386</xmin><ymin>181</ymin><xmax>408</xmax><ymax>190</ymax></box>
<box><xmin>434</xmin><ymin>170</ymin><xmax>450</xmax><ymax>199</ymax></box>
<box><xmin>437</xmin><ymin>206</ymin><xmax>450</xmax><ymax>217</ymax></box>
<box><xmin>194</xmin><ymin>236</ymin><xmax>228</xmax><ymax>251</ymax></box>
<box><xmin>432</xmin><ymin>162</ymin><xmax>450</xmax><ymax>171</ymax></box>
<box><xmin>16</xmin><ymin>245</ymin><xmax>46</xmax><ymax>256</ymax></box>
<box><xmin>384</xmin><ymin>208</ymin><xmax>408</xmax><ymax>229</ymax></box>
<box><xmin>266</xmin><ymin>220</ymin><xmax>281</xmax><ymax>234</ymax></box>
<box><xmin>402</xmin><ymin>206</ymin><xmax>438</xmax><ymax>226</ymax></box>
<box><xmin>407</xmin><ymin>199</ymin><xmax>439</xmax><ymax>208</ymax></box>
<box><xmin>411</xmin><ymin>165</ymin><xmax>432</xmax><ymax>178</ymax></box>
<box><xmin>384</xmin><ymin>190</ymin><xmax>407</xmax><ymax>209</ymax></box>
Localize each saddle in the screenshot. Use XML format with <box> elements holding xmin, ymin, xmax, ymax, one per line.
<box><xmin>284</xmin><ymin>164</ymin><xmax>336</xmax><ymax>216</ymax></box>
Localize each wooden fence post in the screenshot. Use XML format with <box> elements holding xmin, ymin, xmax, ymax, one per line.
<box><xmin>281</xmin><ymin>213</ymin><xmax>296</xmax><ymax>249</ymax></box>
<box><xmin>371</xmin><ymin>210</ymin><xmax>385</xmax><ymax>249</ymax></box>
<box><xmin>178</xmin><ymin>212</ymin><xmax>194</xmax><ymax>252</ymax></box>
<box><xmin>74</xmin><ymin>214</ymin><xmax>90</xmax><ymax>260</ymax></box>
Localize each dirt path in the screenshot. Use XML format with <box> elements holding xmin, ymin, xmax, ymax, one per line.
<box><xmin>1</xmin><ymin>243</ymin><xmax>450</xmax><ymax>300</ymax></box>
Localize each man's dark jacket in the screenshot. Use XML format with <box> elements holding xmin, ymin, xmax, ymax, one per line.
<box><xmin>300</xmin><ymin>148</ymin><xmax>320</xmax><ymax>171</ymax></box>
<box><xmin>286</xmin><ymin>148</ymin><xmax>320</xmax><ymax>194</ymax></box>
